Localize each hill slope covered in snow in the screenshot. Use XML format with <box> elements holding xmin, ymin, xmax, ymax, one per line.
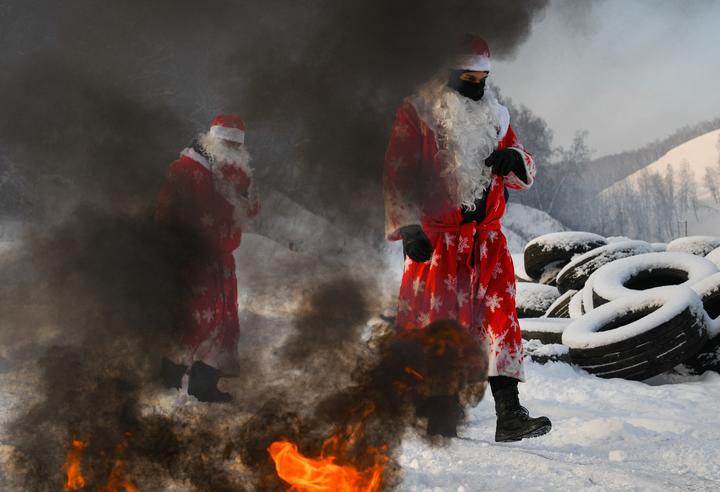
<box><xmin>602</xmin><ymin>128</ymin><xmax>720</xmax><ymax>237</ymax></box>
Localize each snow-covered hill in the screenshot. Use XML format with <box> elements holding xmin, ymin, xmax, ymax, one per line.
<box><xmin>604</xmin><ymin>128</ymin><xmax>720</xmax><ymax>236</ymax></box>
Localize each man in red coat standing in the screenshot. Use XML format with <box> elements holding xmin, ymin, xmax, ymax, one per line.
<box><xmin>384</xmin><ymin>36</ymin><xmax>551</xmax><ymax>441</ymax></box>
<box><xmin>157</xmin><ymin>114</ymin><xmax>259</xmax><ymax>402</ymax></box>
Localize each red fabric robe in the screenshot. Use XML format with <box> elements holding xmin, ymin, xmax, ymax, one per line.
<box><xmin>156</xmin><ymin>147</ymin><xmax>259</xmax><ymax>370</ymax></box>
<box><xmin>384</xmin><ymin>95</ymin><xmax>535</xmax><ymax>380</ymax></box>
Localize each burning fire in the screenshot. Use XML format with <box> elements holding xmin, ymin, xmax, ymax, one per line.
<box><xmin>64</xmin><ymin>439</ymin><xmax>88</xmax><ymax>490</ymax></box>
<box><xmin>268</xmin><ymin>440</ymin><xmax>385</xmax><ymax>492</ymax></box>
<box><xmin>62</xmin><ymin>438</ymin><xmax>139</xmax><ymax>492</ymax></box>
<box><xmin>269</xmin><ymin>402</ymin><xmax>387</xmax><ymax>491</ymax></box>
<box><xmin>97</xmin><ymin>456</ymin><xmax>139</xmax><ymax>492</ymax></box>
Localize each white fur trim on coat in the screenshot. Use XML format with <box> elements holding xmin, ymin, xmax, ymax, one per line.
<box><xmin>180</xmin><ymin>147</ymin><xmax>210</xmax><ymax>170</ymax></box>
<box><xmin>454</xmin><ymin>54</ymin><xmax>491</xmax><ymax>72</ymax></box>
<box><xmin>209</xmin><ymin>125</ymin><xmax>245</xmax><ymax>144</ymax></box>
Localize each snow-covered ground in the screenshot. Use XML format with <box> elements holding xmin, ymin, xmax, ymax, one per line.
<box><xmin>3</xmin><ymin>353</ymin><xmax>718</xmax><ymax>491</ymax></box>
<box><xmin>399</xmin><ymin>361</ymin><xmax>720</xmax><ymax>491</ymax></box>
<box><xmin>6</xmin><ymin>205</ymin><xmax>720</xmax><ymax>490</ymax></box>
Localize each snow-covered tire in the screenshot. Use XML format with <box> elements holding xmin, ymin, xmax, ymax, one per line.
<box><xmin>523</xmin><ymin>339</ymin><xmax>570</xmax><ymax>364</ymax></box>
<box><xmin>568</xmin><ymin>290</ymin><xmax>585</xmax><ymax>319</ymax></box>
<box><xmin>563</xmin><ymin>287</ymin><xmax>707</xmax><ymax>380</ymax></box>
<box><xmin>706</xmin><ymin>246</ymin><xmax>720</xmax><ymax>268</ymax></box>
<box><xmin>651</xmin><ymin>243</ymin><xmax>667</xmax><ymax>252</ymax></box>
<box><xmin>667</xmin><ymin>236</ymin><xmax>720</xmax><ymax>257</ymax></box>
<box><xmin>512</xmin><ymin>254</ymin><xmax>533</xmax><ymax>283</ymax></box>
<box><xmin>683</xmin><ymin>273</ymin><xmax>720</xmax><ymax>374</ymax></box>
<box><xmin>556</xmin><ymin>241</ymin><xmax>654</xmax><ymax>294</ymax></box>
<box><xmin>544</xmin><ymin>290</ymin><xmax>576</xmax><ymax>318</ymax></box>
<box><xmin>515</xmin><ymin>284</ymin><xmax>560</xmax><ymax>318</ymax></box>
<box><xmin>588</xmin><ymin>252</ymin><xmax>718</xmax><ymax>307</ymax></box>
<box><xmin>537</xmin><ymin>261</ymin><xmax>564</xmax><ymax>286</ymax></box>
<box><xmin>523</xmin><ymin>232</ymin><xmax>607</xmax><ymax>281</ymax></box>
<box><xmin>520</xmin><ymin>317</ymin><xmax>571</xmax><ymax>344</ymax></box>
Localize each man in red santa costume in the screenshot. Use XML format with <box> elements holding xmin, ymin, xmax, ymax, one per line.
<box><xmin>157</xmin><ymin>114</ymin><xmax>259</xmax><ymax>402</ymax></box>
<box><xmin>385</xmin><ymin>36</ymin><xmax>551</xmax><ymax>441</ymax></box>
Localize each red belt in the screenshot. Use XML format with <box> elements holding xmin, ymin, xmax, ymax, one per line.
<box><xmin>425</xmin><ymin>219</ymin><xmax>501</xmax><ymax>269</ymax></box>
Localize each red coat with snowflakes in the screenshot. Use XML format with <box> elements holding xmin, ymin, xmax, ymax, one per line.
<box><xmin>156</xmin><ymin>147</ymin><xmax>259</xmax><ymax>370</ymax></box>
<box><xmin>384</xmin><ymin>96</ymin><xmax>535</xmax><ymax>381</ymax></box>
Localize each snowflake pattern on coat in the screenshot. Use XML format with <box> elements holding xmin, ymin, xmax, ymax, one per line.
<box><xmin>384</xmin><ymin>98</ymin><xmax>535</xmax><ymax>381</ymax></box>
<box><xmin>156</xmin><ymin>148</ymin><xmax>259</xmax><ymax>370</ymax></box>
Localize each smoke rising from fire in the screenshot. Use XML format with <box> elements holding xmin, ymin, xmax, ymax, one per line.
<box><xmin>0</xmin><ymin>1</ymin><xmax>548</xmax><ymax>490</ymax></box>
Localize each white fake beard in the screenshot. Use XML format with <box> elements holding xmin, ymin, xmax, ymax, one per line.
<box><xmin>198</xmin><ymin>132</ymin><xmax>254</xmax><ymax>178</ymax></box>
<box><xmin>432</xmin><ymin>83</ymin><xmax>501</xmax><ymax>210</ymax></box>
<box><xmin>198</xmin><ymin>132</ymin><xmax>256</xmax><ymax>225</ymax></box>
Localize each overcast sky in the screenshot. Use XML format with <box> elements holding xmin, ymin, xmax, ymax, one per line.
<box><xmin>492</xmin><ymin>0</ymin><xmax>720</xmax><ymax>157</ymax></box>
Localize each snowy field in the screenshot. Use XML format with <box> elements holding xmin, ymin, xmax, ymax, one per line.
<box><xmin>2</xmin><ymin>348</ymin><xmax>719</xmax><ymax>490</ymax></box>
<box><xmin>399</xmin><ymin>361</ymin><xmax>720</xmax><ymax>491</ymax></box>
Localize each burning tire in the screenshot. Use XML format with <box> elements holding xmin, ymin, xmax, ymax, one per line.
<box><xmin>520</xmin><ymin>317</ymin><xmax>571</xmax><ymax>344</ymax></box>
<box><xmin>588</xmin><ymin>252</ymin><xmax>718</xmax><ymax>307</ymax></box>
<box><xmin>683</xmin><ymin>272</ymin><xmax>720</xmax><ymax>374</ymax></box>
<box><xmin>544</xmin><ymin>289</ymin><xmax>576</xmax><ymax>318</ymax></box>
<box><xmin>515</xmin><ymin>283</ymin><xmax>560</xmax><ymax>318</ymax></box>
<box><xmin>556</xmin><ymin>241</ymin><xmax>653</xmax><ymax>294</ymax></box>
<box><xmin>667</xmin><ymin>236</ymin><xmax>720</xmax><ymax>257</ymax></box>
<box><xmin>562</xmin><ymin>286</ymin><xmax>707</xmax><ymax>381</ymax></box>
<box><xmin>523</xmin><ymin>232</ymin><xmax>607</xmax><ymax>281</ymax></box>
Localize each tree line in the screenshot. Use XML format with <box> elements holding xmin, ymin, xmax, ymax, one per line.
<box><xmin>504</xmin><ymin>95</ymin><xmax>720</xmax><ymax>242</ymax></box>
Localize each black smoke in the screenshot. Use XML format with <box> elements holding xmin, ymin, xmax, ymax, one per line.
<box><xmin>0</xmin><ymin>1</ymin><xmax>548</xmax><ymax>490</ymax></box>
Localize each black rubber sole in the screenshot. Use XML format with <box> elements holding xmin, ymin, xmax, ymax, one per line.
<box><xmin>495</xmin><ymin>421</ymin><xmax>552</xmax><ymax>442</ymax></box>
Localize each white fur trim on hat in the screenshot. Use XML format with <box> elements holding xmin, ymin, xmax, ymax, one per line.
<box><xmin>209</xmin><ymin>125</ymin><xmax>245</xmax><ymax>144</ymax></box>
<box><xmin>454</xmin><ymin>54</ymin><xmax>491</xmax><ymax>72</ymax></box>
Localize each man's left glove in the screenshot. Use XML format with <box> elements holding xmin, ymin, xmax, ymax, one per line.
<box><xmin>485</xmin><ymin>148</ymin><xmax>526</xmax><ymax>179</ymax></box>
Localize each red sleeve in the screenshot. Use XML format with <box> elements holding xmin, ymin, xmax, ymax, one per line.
<box><xmin>384</xmin><ymin>101</ymin><xmax>423</xmax><ymax>240</ymax></box>
<box><xmin>499</xmin><ymin>125</ymin><xmax>536</xmax><ymax>191</ymax></box>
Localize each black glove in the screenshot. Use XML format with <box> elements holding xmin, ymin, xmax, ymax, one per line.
<box><xmin>485</xmin><ymin>148</ymin><xmax>526</xmax><ymax>180</ymax></box>
<box><xmin>400</xmin><ymin>224</ymin><xmax>433</xmax><ymax>262</ymax></box>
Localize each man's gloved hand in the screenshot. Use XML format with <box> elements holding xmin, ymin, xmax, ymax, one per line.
<box><xmin>400</xmin><ymin>224</ymin><xmax>433</xmax><ymax>262</ymax></box>
<box><xmin>485</xmin><ymin>148</ymin><xmax>526</xmax><ymax>179</ymax></box>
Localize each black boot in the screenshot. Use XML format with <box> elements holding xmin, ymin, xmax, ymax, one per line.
<box><xmin>160</xmin><ymin>357</ymin><xmax>188</xmax><ymax>390</ymax></box>
<box><xmin>490</xmin><ymin>376</ymin><xmax>551</xmax><ymax>442</ymax></box>
<box><xmin>416</xmin><ymin>394</ymin><xmax>464</xmax><ymax>438</ymax></box>
<box><xmin>188</xmin><ymin>361</ymin><xmax>233</xmax><ymax>403</ymax></box>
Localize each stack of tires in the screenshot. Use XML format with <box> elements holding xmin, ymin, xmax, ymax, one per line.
<box><xmin>517</xmin><ymin>233</ymin><xmax>720</xmax><ymax>381</ymax></box>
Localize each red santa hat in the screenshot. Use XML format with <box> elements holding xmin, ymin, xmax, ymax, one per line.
<box><xmin>454</xmin><ymin>35</ymin><xmax>491</xmax><ymax>72</ymax></box>
<box><xmin>209</xmin><ymin>114</ymin><xmax>245</xmax><ymax>144</ymax></box>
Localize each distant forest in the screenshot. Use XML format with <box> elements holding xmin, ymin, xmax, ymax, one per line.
<box><xmin>504</xmin><ymin>94</ymin><xmax>720</xmax><ymax>242</ymax></box>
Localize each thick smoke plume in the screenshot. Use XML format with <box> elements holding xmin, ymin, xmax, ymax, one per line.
<box><xmin>0</xmin><ymin>1</ymin><xmax>547</xmax><ymax>490</ymax></box>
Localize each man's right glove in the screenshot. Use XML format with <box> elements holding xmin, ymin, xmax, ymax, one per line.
<box><xmin>400</xmin><ymin>224</ymin><xmax>433</xmax><ymax>262</ymax></box>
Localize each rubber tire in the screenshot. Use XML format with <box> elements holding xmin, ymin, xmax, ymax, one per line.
<box><xmin>681</xmin><ymin>279</ymin><xmax>720</xmax><ymax>374</ymax></box>
<box><xmin>568</xmin><ymin>305</ymin><xmax>707</xmax><ymax>381</ymax></box>
<box><xmin>557</xmin><ymin>242</ymin><xmax>653</xmax><ymax>294</ymax></box>
<box><xmin>524</xmin><ymin>234</ymin><xmax>607</xmax><ymax>281</ymax></box>
<box><xmin>544</xmin><ymin>290</ymin><xmax>576</xmax><ymax>318</ymax></box>
<box><xmin>592</xmin><ymin>267</ymin><xmax>694</xmax><ymax>308</ymax></box>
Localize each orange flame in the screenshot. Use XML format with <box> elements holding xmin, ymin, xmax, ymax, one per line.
<box><xmin>64</xmin><ymin>439</ymin><xmax>88</xmax><ymax>490</ymax></box>
<box><xmin>268</xmin><ymin>441</ymin><xmax>384</xmax><ymax>492</ymax></box>
<box><xmin>97</xmin><ymin>457</ymin><xmax>139</xmax><ymax>492</ymax></box>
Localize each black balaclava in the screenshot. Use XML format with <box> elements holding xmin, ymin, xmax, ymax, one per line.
<box><xmin>447</xmin><ymin>69</ymin><xmax>486</xmax><ymax>101</ymax></box>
